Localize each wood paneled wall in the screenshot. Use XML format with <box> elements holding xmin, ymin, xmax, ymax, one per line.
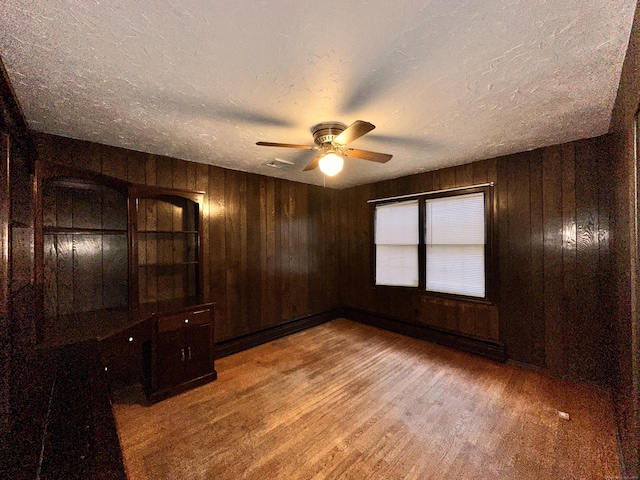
<box><xmin>33</xmin><ymin>132</ymin><xmax>339</xmax><ymax>343</ymax></box>
<box><xmin>336</xmin><ymin>159</ymin><xmax>500</xmax><ymax>342</ymax></box>
<box><xmin>0</xmin><ymin>133</ymin><xmax>9</xmax><ymax>435</ymax></box>
<box><xmin>34</xmin><ymin>130</ymin><xmax>615</xmax><ymax>385</ymax></box>
<box><xmin>336</xmin><ymin>137</ymin><xmax>614</xmax><ymax>384</ymax></box>
<box><xmin>609</xmin><ymin>1</ymin><xmax>640</xmax><ymax>475</ymax></box>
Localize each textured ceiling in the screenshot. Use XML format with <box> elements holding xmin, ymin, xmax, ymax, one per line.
<box><xmin>0</xmin><ymin>1</ymin><xmax>636</xmax><ymax>188</ymax></box>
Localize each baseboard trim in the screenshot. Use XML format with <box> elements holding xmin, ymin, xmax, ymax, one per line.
<box><xmin>340</xmin><ymin>307</ymin><xmax>507</xmax><ymax>363</ymax></box>
<box><xmin>214</xmin><ymin>310</ymin><xmax>338</xmax><ymax>359</ymax></box>
<box><xmin>214</xmin><ymin>307</ymin><xmax>507</xmax><ymax>363</ymax></box>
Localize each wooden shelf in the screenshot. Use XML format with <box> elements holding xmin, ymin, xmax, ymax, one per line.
<box><xmin>37</xmin><ymin>160</ymin><xmax>204</xmax><ymax>350</ymax></box>
<box><xmin>43</xmin><ymin>226</ymin><xmax>128</xmax><ymax>235</ymax></box>
<box><xmin>138</xmin><ymin>262</ymin><xmax>199</xmax><ymax>267</ymax></box>
<box><xmin>139</xmin><ymin>230</ymin><xmax>198</xmax><ymax>234</ymax></box>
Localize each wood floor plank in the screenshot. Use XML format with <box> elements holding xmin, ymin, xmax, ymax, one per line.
<box><xmin>112</xmin><ymin>319</ymin><xmax>621</xmax><ymax>479</ymax></box>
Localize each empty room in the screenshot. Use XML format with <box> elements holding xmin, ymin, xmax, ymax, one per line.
<box><xmin>1</xmin><ymin>1</ymin><xmax>639</xmax><ymax>478</ymax></box>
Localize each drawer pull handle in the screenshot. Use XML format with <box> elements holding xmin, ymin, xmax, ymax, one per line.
<box><xmin>184</xmin><ymin>319</ymin><xmax>189</xmax><ymax>324</ymax></box>
<box><xmin>188</xmin><ymin>347</ymin><xmax>192</xmax><ymax>360</ymax></box>
<box><xmin>128</xmin><ymin>336</ymin><xmax>133</xmax><ymax>342</ymax></box>
<box><xmin>181</xmin><ymin>348</ymin><xmax>185</xmax><ymax>362</ymax></box>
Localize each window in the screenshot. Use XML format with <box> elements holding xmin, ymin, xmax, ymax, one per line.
<box><xmin>373</xmin><ymin>187</ymin><xmax>491</xmax><ymax>300</ymax></box>
<box><xmin>425</xmin><ymin>193</ymin><xmax>485</xmax><ymax>297</ymax></box>
<box><xmin>374</xmin><ymin>200</ymin><xmax>419</xmax><ymax>287</ymax></box>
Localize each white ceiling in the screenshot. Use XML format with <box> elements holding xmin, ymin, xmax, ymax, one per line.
<box><xmin>0</xmin><ymin>1</ymin><xmax>636</xmax><ymax>188</ymax></box>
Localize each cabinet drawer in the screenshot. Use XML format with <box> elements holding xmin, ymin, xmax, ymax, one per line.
<box><xmin>189</xmin><ymin>308</ymin><xmax>211</xmax><ymax>326</ymax></box>
<box><xmin>157</xmin><ymin>308</ymin><xmax>211</xmax><ymax>332</ymax></box>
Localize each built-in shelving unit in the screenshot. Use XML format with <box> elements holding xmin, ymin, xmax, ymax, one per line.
<box><xmin>35</xmin><ymin>161</ymin><xmax>215</xmax><ymax>400</ymax></box>
<box><xmin>40</xmin><ymin>169</ymin><xmax>130</xmax><ymax>322</ymax></box>
<box><xmin>131</xmin><ymin>187</ymin><xmax>204</xmax><ymax>311</ymax></box>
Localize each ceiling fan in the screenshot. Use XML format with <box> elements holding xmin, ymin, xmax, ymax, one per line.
<box><xmin>256</xmin><ymin>120</ymin><xmax>392</xmax><ymax>176</ymax></box>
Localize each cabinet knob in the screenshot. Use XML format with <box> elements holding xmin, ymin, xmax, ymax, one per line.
<box><xmin>184</xmin><ymin>319</ymin><xmax>189</xmax><ymax>324</ymax></box>
<box><xmin>128</xmin><ymin>336</ymin><xmax>134</xmax><ymax>342</ymax></box>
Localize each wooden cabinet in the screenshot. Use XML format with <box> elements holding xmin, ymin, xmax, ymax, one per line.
<box><xmin>150</xmin><ymin>304</ymin><xmax>216</xmax><ymax>401</ymax></box>
<box><xmin>37</xmin><ymin>164</ymin><xmax>130</xmax><ymax>325</ymax></box>
<box><xmin>99</xmin><ymin>319</ymin><xmax>152</xmax><ymax>390</ymax></box>
<box><xmin>36</xmin><ymin>161</ymin><xmax>216</xmax><ymax>401</ymax></box>
<box><xmin>131</xmin><ymin>186</ymin><xmax>204</xmax><ymax>310</ymax></box>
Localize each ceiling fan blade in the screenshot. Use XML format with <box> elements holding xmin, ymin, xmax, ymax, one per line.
<box><xmin>333</xmin><ymin>120</ymin><xmax>375</xmax><ymax>145</ymax></box>
<box><xmin>256</xmin><ymin>141</ymin><xmax>314</xmax><ymax>150</ymax></box>
<box><xmin>344</xmin><ymin>148</ymin><xmax>392</xmax><ymax>163</ymax></box>
<box><xmin>303</xmin><ymin>153</ymin><xmax>325</xmax><ymax>171</ymax></box>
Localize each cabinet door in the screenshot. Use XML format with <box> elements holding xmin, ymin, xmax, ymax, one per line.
<box><xmin>185</xmin><ymin>322</ymin><xmax>212</xmax><ymax>380</ymax></box>
<box><xmin>156</xmin><ymin>315</ymin><xmax>186</xmax><ymax>391</ymax></box>
<box><xmin>185</xmin><ymin>308</ymin><xmax>212</xmax><ymax>380</ymax></box>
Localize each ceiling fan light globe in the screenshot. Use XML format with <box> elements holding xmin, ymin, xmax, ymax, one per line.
<box><xmin>319</xmin><ymin>153</ymin><xmax>344</xmax><ymax>176</ymax></box>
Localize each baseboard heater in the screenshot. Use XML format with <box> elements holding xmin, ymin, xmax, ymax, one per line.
<box><xmin>340</xmin><ymin>306</ymin><xmax>507</xmax><ymax>363</ymax></box>
<box><xmin>215</xmin><ymin>307</ymin><xmax>507</xmax><ymax>364</ymax></box>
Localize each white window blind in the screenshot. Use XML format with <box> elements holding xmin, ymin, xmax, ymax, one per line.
<box><xmin>375</xmin><ymin>200</ymin><xmax>419</xmax><ymax>287</ymax></box>
<box><xmin>425</xmin><ymin>192</ymin><xmax>485</xmax><ymax>297</ymax></box>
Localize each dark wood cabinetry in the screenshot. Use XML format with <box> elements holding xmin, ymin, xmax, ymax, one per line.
<box><xmin>99</xmin><ymin>319</ymin><xmax>152</xmax><ymax>390</ymax></box>
<box><xmin>35</xmin><ymin>160</ymin><xmax>216</xmax><ymax>401</ymax></box>
<box><xmin>131</xmin><ymin>186</ymin><xmax>204</xmax><ymax>309</ymax></box>
<box><xmin>151</xmin><ymin>304</ymin><xmax>215</xmax><ymax>401</ymax></box>
<box><xmin>36</xmin><ymin>162</ymin><xmax>132</xmax><ymax>337</ymax></box>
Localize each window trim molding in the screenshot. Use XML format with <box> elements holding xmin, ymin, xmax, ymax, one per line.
<box><xmin>371</xmin><ymin>184</ymin><xmax>496</xmax><ymax>304</ymax></box>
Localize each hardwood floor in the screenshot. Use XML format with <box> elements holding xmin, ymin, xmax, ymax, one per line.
<box><xmin>112</xmin><ymin>319</ymin><xmax>621</xmax><ymax>479</ymax></box>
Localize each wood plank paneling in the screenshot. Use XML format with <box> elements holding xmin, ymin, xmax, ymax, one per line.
<box><xmin>542</xmin><ymin>146</ymin><xmax>564</xmax><ymax>375</ymax></box>
<box><xmin>72</xmin><ymin>235</ymin><xmax>104</xmax><ymax>312</ymax></box>
<box><xmin>185</xmin><ymin>161</ymin><xmax>196</xmax><ymax>191</ymax></box>
<box><xmin>144</xmin><ymin>154</ymin><xmax>157</xmax><ymax>186</ymax></box>
<box><xmin>101</xmin><ymin>147</ymin><xmax>127</xmax><ymax>181</ymax></box>
<box><xmin>224</xmin><ymin>169</ymin><xmax>242</xmax><ymax>340</ymax></box>
<box><xmin>529</xmin><ymin>150</ymin><xmax>545</xmax><ymax>362</ymax></box>
<box><xmin>259</xmin><ymin>177</ymin><xmax>269</xmax><ymax>327</ymax></box>
<box><xmin>171</xmin><ymin>158</ymin><xmax>187</xmax><ymax>190</ymax></box>
<box><xmin>337</xmin><ymin>137</ymin><xmax>612</xmax><ymax>382</ymax></box>
<box><xmin>504</xmin><ymin>153</ymin><xmax>537</xmax><ymax>364</ymax></box>
<box><xmin>609</xmin><ymin>8</ymin><xmax>640</xmax><ymax>471</ymax></box>
<box><xmin>32</xmin><ymin>130</ymin><xmax>614</xmax><ymax>386</ymax></box>
<box><xmin>56</xmin><ymin>234</ymin><xmax>74</xmax><ymax>316</ymax></box>
<box><xmin>208</xmin><ymin>166</ymin><xmax>226</xmax><ymax>340</ymax></box>
<box><xmin>155</xmin><ymin>156</ymin><xmax>173</xmax><ymax>188</ymax></box>
<box><xmin>127</xmin><ymin>151</ymin><xmax>146</xmax><ymax>185</ymax></box>
<box><xmin>195</xmin><ymin>163</ymin><xmax>210</xmax><ymax>301</ymax></box>
<box><xmin>280</xmin><ymin>181</ymin><xmax>292</xmax><ymax>321</ymax></box>
<box><xmin>561</xmin><ymin>142</ymin><xmax>578</xmax><ymax>378</ymax></box>
<box><xmin>264</xmin><ymin>178</ymin><xmax>277</xmax><ymax>323</ymax></box>
<box><xmin>273</xmin><ymin>180</ymin><xmax>283</xmax><ymax>325</ymax></box>
<box><xmin>246</xmin><ymin>174</ymin><xmax>261</xmax><ymax>329</ymax></box>
<box><xmin>298</xmin><ymin>183</ymin><xmax>310</xmax><ymax>316</ymax></box>
<box><xmin>455</xmin><ymin>162</ymin><xmax>474</xmax><ymax>188</ymax></box>
<box><xmin>288</xmin><ymin>183</ymin><xmax>300</xmax><ymax>317</ymax></box>
<box><xmin>574</xmin><ymin>139</ymin><xmax>603</xmax><ymax>381</ymax></box>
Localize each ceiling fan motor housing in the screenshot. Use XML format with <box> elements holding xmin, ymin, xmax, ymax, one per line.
<box><xmin>312</xmin><ymin>122</ymin><xmax>347</xmax><ymax>145</ymax></box>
